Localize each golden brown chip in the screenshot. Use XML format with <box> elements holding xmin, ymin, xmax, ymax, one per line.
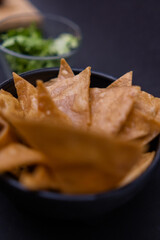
<box><xmin>89</xmin><ymin>88</ymin><xmax>106</xmax><ymax>99</ymax></box>
<box><xmin>134</xmin><ymin>91</ymin><xmax>156</xmax><ymax>119</ymax></box>
<box><xmin>53</xmin><ymin>67</ymin><xmax>91</xmax><ymax>127</ymax></box>
<box><xmin>0</xmin><ymin>143</ymin><xmax>47</xmax><ymax>173</ymax></box>
<box><xmin>37</xmin><ymin>80</ymin><xmax>71</xmax><ymax>124</ymax></box>
<box><xmin>12</xmin><ymin>72</ymin><xmax>38</xmax><ymax>116</ymax></box>
<box><xmin>58</xmin><ymin>58</ymin><xmax>74</xmax><ymax>80</ymax></box>
<box><xmin>118</xmin><ymin>151</ymin><xmax>155</xmax><ymax>187</ymax></box>
<box><xmin>44</xmin><ymin>78</ymin><xmax>58</xmax><ymax>87</ymax></box>
<box><xmin>44</xmin><ymin>59</ymin><xmax>74</xmax><ymax>88</ymax></box>
<box><xmin>137</xmin><ymin>131</ymin><xmax>159</xmax><ymax>146</ymax></box>
<box><xmin>154</xmin><ymin>97</ymin><xmax>160</xmax><ymax>126</ymax></box>
<box><xmin>107</xmin><ymin>71</ymin><xmax>133</xmax><ymax>89</ymax></box>
<box><xmin>53</xmin><ymin>165</ymin><xmax>121</xmax><ymax>194</ymax></box>
<box><xmin>9</xmin><ymin>117</ymin><xmax>143</xmax><ymax>185</ymax></box>
<box><xmin>90</xmin><ymin>86</ymin><xmax>140</xmax><ymax>135</ymax></box>
<box><xmin>118</xmin><ymin>109</ymin><xmax>151</xmax><ymax>141</ymax></box>
<box><xmin>46</xmin><ymin>66</ymin><xmax>90</xmax><ymax>100</ymax></box>
<box><xmin>0</xmin><ymin>89</ymin><xmax>24</xmax><ymax>117</ymax></box>
<box><xmin>118</xmin><ymin>89</ymin><xmax>160</xmax><ymax>142</ymax></box>
<box><xmin>0</xmin><ymin>116</ymin><xmax>17</xmax><ymax>149</ymax></box>
<box><xmin>20</xmin><ymin>166</ymin><xmax>58</xmax><ymax>191</ymax></box>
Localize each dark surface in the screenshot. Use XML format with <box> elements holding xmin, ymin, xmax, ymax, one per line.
<box><xmin>0</xmin><ymin>0</ymin><xmax>160</xmax><ymax>239</ymax></box>
<box><xmin>1</xmin><ymin>69</ymin><xmax>159</xmax><ymax>221</ymax></box>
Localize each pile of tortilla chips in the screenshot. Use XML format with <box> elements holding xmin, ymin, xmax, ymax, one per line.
<box><xmin>0</xmin><ymin>58</ymin><xmax>159</xmax><ymax>194</ymax></box>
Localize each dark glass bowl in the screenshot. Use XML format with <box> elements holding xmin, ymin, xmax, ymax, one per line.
<box><xmin>0</xmin><ymin>68</ymin><xmax>159</xmax><ymax>220</ymax></box>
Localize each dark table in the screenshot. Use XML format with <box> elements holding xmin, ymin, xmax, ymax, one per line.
<box><xmin>0</xmin><ymin>0</ymin><xmax>160</xmax><ymax>239</ymax></box>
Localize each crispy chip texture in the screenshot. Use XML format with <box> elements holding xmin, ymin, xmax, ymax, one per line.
<box><xmin>0</xmin><ymin>143</ymin><xmax>47</xmax><ymax>172</ymax></box>
<box><xmin>0</xmin><ymin>116</ymin><xmax>17</xmax><ymax>149</ymax></box>
<box><xmin>52</xmin><ymin>67</ymin><xmax>91</xmax><ymax>127</ymax></box>
<box><xmin>0</xmin><ymin>89</ymin><xmax>23</xmax><ymax>117</ymax></box>
<box><xmin>90</xmin><ymin>86</ymin><xmax>140</xmax><ymax>135</ymax></box>
<box><xmin>37</xmin><ymin>80</ymin><xmax>71</xmax><ymax>124</ymax></box>
<box><xmin>107</xmin><ymin>71</ymin><xmax>133</xmax><ymax>88</ymax></box>
<box><xmin>44</xmin><ymin>58</ymin><xmax>74</xmax><ymax>87</ymax></box>
<box><xmin>9</xmin><ymin>117</ymin><xmax>142</xmax><ymax>183</ymax></box>
<box><xmin>13</xmin><ymin>72</ymin><xmax>38</xmax><ymax>116</ymax></box>
<box><xmin>58</xmin><ymin>58</ymin><xmax>74</xmax><ymax>80</ymax></box>
<box><xmin>119</xmin><ymin>151</ymin><xmax>155</xmax><ymax>187</ymax></box>
<box><xmin>118</xmin><ymin>109</ymin><xmax>151</xmax><ymax>141</ymax></box>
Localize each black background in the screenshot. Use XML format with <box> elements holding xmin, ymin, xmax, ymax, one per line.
<box><xmin>1</xmin><ymin>0</ymin><xmax>160</xmax><ymax>239</ymax></box>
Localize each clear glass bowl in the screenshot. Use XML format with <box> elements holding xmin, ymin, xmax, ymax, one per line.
<box><xmin>0</xmin><ymin>12</ymin><xmax>82</xmax><ymax>78</ymax></box>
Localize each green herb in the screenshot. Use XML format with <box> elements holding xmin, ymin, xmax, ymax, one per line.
<box><xmin>0</xmin><ymin>23</ymin><xmax>79</xmax><ymax>73</ymax></box>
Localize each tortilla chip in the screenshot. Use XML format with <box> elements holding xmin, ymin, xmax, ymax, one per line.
<box><xmin>118</xmin><ymin>90</ymin><xmax>160</xmax><ymax>142</ymax></box>
<box><xmin>46</xmin><ymin>67</ymin><xmax>90</xmax><ymax>99</ymax></box>
<box><xmin>0</xmin><ymin>143</ymin><xmax>47</xmax><ymax>173</ymax></box>
<box><xmin>37</xmin><ymin>80</ymin><xmax>71</xmax><ymax>124</ymax></box>
<box><xmin>153</xmin><ymin>97</ymin><xmax>160</xmax><ymax>126</ymax></box>
<box><xmin>0</xmin><ymin>89</ymin><xmax>24</xmax><ymax>118</ymax></box>
<box><xmin>118</xmin><ymin>109</ymin><xmax>151</xmax><ymax>141</ymax></box>
<box><xmin>0</xmin><ymin>116</ymin><xmax>17</xmax><ymax>149</ymax></box>
<box><xmin>58</xmin><ymin>58</ymin><xmax>74</xmax><ymax>80</ymax></box>
<box><xmin>9</xmin><ymin>117</ymin><xmax>142</xmax><ymax>184</ymax></box>
<box><xmin>132</xmin><ymin>92</ymin><xmax>160</xmax><ymax>135</ymax></box>
<box><xmin>136</xmin><ymin>129</ymin><xmax>159</xmax><ymax>146</ymax></box>
<box><xmin>90</xmin><ymin>86</ymin><xmax>140</xmax><ymax>135</ymax></box>
<box><xmin>54</xmin><ymin>165</ymin><xmax>122</xmax><ymax>194</ymax></box>
<box><xmin>20</xmin><ymin>166</ymin><xmax>58</xmax><ymax>191</ymax></box>
<box><xmin>52</xmin><ymin>67</ymin><xmax>91</xmax><ymax>127</ymax></box>
<box><xmin>13</xmin><ymin>72</ymin><xmax>38</xmax><ymax>116</ymax></box>
<box><xmin>118</xmin><ymin>151</ymin><xmax>155</xmax><ymax>187</ymax></box>
<box><xmin>135</xmin><ymin>91</ymin><xmax>156</xmax><ymax>118</ymax></box>
<box><xmin>107</xmin><ymin>71</ymin><xmax>133</xmax><ymax>89</ymax></box>
<box><xmin>44</xmin><ymin>78</ymin><xmax>58</xmax><ymax>87</ymax></box>
<box><xmin>89</xmin><ymin>88</ymin><xmax>106</xmax><ymax>98</ymax></box>
<box><xmin>44</xmin><ymin>59</ymin><xmax>74</xmax><ymax>88</ymax></box>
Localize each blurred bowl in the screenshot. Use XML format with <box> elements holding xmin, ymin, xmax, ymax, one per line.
<box><xmin>0</xmin><ymin>68</ymin><xmax>159</xmax><ymax>220</ymax></box>
<box><xmin>0</xmin><ymin>13</ymin><xmax>82</xmax><ymax>78</ymax></box>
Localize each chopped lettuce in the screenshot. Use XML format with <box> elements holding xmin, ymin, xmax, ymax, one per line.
<box><xmin>0</xmin><ymin>23</ymin><xmax>79</xmax><ymax>73</ymax></box>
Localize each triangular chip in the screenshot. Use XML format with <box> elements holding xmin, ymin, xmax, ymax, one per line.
<box><xmin>46</xmin><ymin>67</ymin><xmax>90</xmax><ymax>99</ymax></box>
<box><xmin>134</xmin><ymin>91</ymin><xmax>157</xmax><ymax>119</ymax></box>
<box><xmin>0</xmin><ymin>116</ymin><xmax>17</xmax><ymax>149</ymax></box>
<box><xmin>0</xmin><ymin>89</ymin><xmax>24</xmax><ymax>118</ymax></box>
<box><xmin>0</xmin><ymin>143</ymin><xmax>47</xmax><ymax>173</ymax></box>
<box><xmin>107</xmin><ymin>71</ymin><xmax>133</xmax><ymax>89</ymax></box>
<box><xmin>118</xmin><ymin>90</ymin><xmax>160</xmax><ymax>142</ymax></box>
<box><xmin>13</xmin><ymin>72</ymin><xmax>38</xmax><ymax>116</ymax></box>
<box><xmin>45</xmin><ymin>58</ymin><xmax>74</xmax><ymax>88</ymax></box>
<box><xmin>118</xmin><ymin>151</ymin><xmax>155</xmax><ymax>187</ymax></box>
<box><xmin>37</xmin><ymin>80</ymin><xmax>71</xmax><ymax>124</ymax></box>
<box><xmin>118</xmin><ymin>109</ymin><xmax>151</xmax><ymax>141</ymax></box>
<box><xmin>9</xmin><ymin>117</ymin><xmax>142</xmax><ymax>186</ymax></box>
<box><xmin>58</xmin><ymin>58</ymin><xmax>74</xmax><ymax>80</ymax></box>
<box><xmin>90</xmin><ymin>86</ymin><xmax>140</xmax><ymax>135</ymax></box>
<box><xmin>53</xmin><ymin>67</ymin><xmax>91</xmax><ymax>127</ymax></box>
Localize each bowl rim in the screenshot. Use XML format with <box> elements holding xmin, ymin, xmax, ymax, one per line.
<box><xmin>0</xmin><ymin>68</ymin><xmax>160</xmax><ymax>202</ymax></box>
<box><xmin>0</xmin><ymin>12</ymin><xmax>82</xmax><ymax>60</ymax></box>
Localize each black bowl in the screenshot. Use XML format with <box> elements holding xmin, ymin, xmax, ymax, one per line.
<box><xmin>0</xmin><ymin>68</ymin><xmax>159</xmax><ymax>220</ymax></box>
